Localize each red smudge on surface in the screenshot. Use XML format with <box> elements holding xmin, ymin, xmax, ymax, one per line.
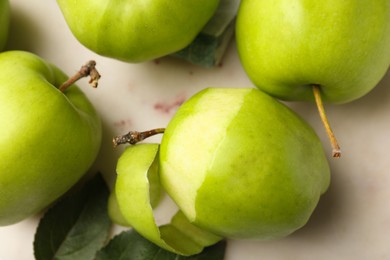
<box><xmin>128</xmin><ymin>82</ymin><xmax>137</xmax><ymax>92</ymax></box>
<box><xmin>154</xmin><ymin>59</ymin><xmax>161</xmax><ymax>65</ymax></box>
<box><xmin>154</xmin><ymin>94</ymin><xmax>186</xmax><ymax>114</ymax></box>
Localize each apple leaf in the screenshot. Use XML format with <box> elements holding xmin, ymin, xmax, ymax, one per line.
<box><xmin>33</xmin><ymin>173</ymin><xmax>112</xmax><ymax>260</ymax></box>
<box><xmin>171</xmin><ymin>0</ymin><xmax>239</xmax><ymax>67</ymax></box>
<box><xmin>95</xmin><ymin>229</ymin><xmax>227</xmax><ymax>260</ymax></box>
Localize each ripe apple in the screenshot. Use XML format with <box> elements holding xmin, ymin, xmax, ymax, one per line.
<box><xmin>56</xmin><ymin>0</ymin><xmax>220</xmax><ymax>62</ymax></box>
<box><xmin>159</xmin><ymin>88</ymin><xmax>330</xmax><ymax>239</ymax></box>
<box><xmin>113</xmin><ymin>87</ymin><xmax>330</xmax><ymax>246</ymax></box>
<box><xmin>0</xmin><ymin>51</ymin><xmax>102</xmax><ymax>226</ymax></box>
<box><xmin>0</xmin><ymin>0</ymin><xmax>10</xmax><ymax>51</ymax></box>
<box><xmin>236</xmin><ymin>0</ymin><xmax>390</xmax><ymax>103</ymax></box>
<box><xmin>114</xmin><ymin>143</ymin><xmax>222</xmax><ymax>256</ymax></box>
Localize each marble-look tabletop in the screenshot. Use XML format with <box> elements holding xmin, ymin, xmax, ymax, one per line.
<box><xmin>1</xmin><ymin>1</ymin><xmax>389</xmax><ymax>259</ymax></box>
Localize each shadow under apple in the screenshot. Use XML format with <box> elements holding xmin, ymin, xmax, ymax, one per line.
<box><xmin>89</xmin><ymin>119</ymin><xmax>126</xmax><ymax>191</ymax></box>
<box><xmin>5</xmin><ymin>5</ymin><xmax>44</xmax><ymax>53</ymax></box>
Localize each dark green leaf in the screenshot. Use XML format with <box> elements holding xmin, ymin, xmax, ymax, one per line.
<box><xmin>95</xmin><ymin>229</ymin><xmax>226</xmax><ymax>260</ymax></box>
<box><xmin>171</xmin><ymin>0</ymin><xmax>239</xmax><ymax>67</ymax></box>
<box><xmin>33</xmin><ymin>173</ymin><xmax>112</xmax><ymax>260</ymax></box>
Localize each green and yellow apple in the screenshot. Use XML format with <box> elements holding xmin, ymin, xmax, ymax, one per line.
<box><xmin>0</xmin><ymin>51</ymin><xmax>102</xmax><ymax>226</ymax></box>
<box><xmin>236</xmin><ymin>0</ymin><xmax>390</xmax><ymax>103</ymax></box>
<box><xmin>113</xmin><ymin>88</ymin><xmax>330</xmax><ymax>252</ymax></box>
<box><xmin>159</xmin><ymin>88</ymin><xmax>330</xmax><ymax>239</ymax></box>
<box><xmin>0</xmin><ymin>0</ymin><xmax>10</xmax><ymax>51</ymax></box>
<box><xmin>56</xmin><ymin>0</ymin><xmax>220</xmax><ymax>63</ymax></box>
<box><xmin>114</xmin><ymin>143</ymin><xmax>222</xmax><ymax>256</ymax></box>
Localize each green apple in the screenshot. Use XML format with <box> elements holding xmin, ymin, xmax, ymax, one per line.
<box><xmin>236</xmin><ymin>0</ymin><xmax>390</xmax><ymax>103</ymax></box>
<box><xmin>159</xmin><ymin>88</ymin><xmax>330</xmax><ymax>239</ymax></box>
<box><xmin>57</xmin><ymin>0</ymin><xmax>220</xmax><ymax>63</ymax></box>
<box><xmin>114</xmin><ymin>143</ymin><xmax>222</xmax><ymax>256</ymax></box>
<box><xmin>160</xmin><ymin>88</ymin><xmax>330</xmax><ymax>239</ymax></box>
<box><xmin>0</xmin><ymin>51</ymin><xmax>102</xmax><ymax>226</ymax></box>
<box><xmin>0</xmin><ymin>0</ymin><xmax>10</xmax><ymax>51</ymax></box>
<box><xmin>112</xmin><ymin>88</ymin><xmax>330</xmax><ymax>254</ymax></box>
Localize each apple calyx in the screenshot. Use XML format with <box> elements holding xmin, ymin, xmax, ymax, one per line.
<box><xmin>312</xmin><ymin>85</ymin><xmax>341</xmax><ymax>158</ymax></box>
<box><xmin>58</xmin><ymin>60</ymin><xmax>101</xmax><ymax>92</ymax></box>
<box><xmin>113</xmin><ymin>128</ymin><xmax>165</xmax><ymax>147</ymax></box>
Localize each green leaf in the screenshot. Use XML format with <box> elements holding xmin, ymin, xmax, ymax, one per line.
<box><xmin>95</xmin><ymin>229</ymin><xmax>227</xmax><ymax>260</ymax></box>
<box><xmin>33</xmin><ymin>173</ymin><xmax>112</xmax><ymax>260</ymax></box>
<box><xmin>171</xmin><ymin>0</ymin><xmax>240</xmax><ymax>67</ymax></box>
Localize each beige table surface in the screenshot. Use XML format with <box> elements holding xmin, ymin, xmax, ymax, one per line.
<box><xmin>1</xmin><ymin>1</ymin><xmax>390</xmax><ymax>259</ymax></box>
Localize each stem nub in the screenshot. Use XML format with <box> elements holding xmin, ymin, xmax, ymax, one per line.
<box><xmin>312</xmin><ymin>85</ymin><xmax>341</xmax><ymax>158</ymax></box>
<box><xmin>113</xmin><ymin>128</ymin><xmax>166</xmax><ymax>147</ymax></box>
<box><xmin>59</xmin><ymin>60</ymin><xmax>101</xmax><ymax>92</ymax></box>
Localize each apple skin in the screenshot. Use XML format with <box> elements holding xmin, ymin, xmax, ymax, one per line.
<box><xmin>0</xmin><ymin>51</ymin><xmax>102</xmax><ymax>226</ymax></box>
<box><xmin>236</xmin><ymin>0</ymin><xmax>390</xmax><ymax>103</ymax></box>
<box><xmin>0</xmin><ymin>0</ymin><xmax>10</xmax><ymax>51</ymax></box>
<box><xmin>159</xmin><ymin>88</ymin><xmax>330</xmax><ymax>239</ymax></box>
<box><xmin>56</xmin><ymin>0</ymin><xmax>220</xmax><ymax>63</ymax></box>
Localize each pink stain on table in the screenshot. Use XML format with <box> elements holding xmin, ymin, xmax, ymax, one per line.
<box><xmin>154</xmin><ymin>94</ymin><xmax>186</xmax><ymax>115</ymax></box>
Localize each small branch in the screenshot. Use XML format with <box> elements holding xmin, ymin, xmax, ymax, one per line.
<box><xmin>313</xmin><ymin>85</ymin><xmax>341</xmax><ymax>158</ymax></box>
<box><xmin>58</xmin><ymin>60</ymin><xmax>101</xmax><ymax>92</ymax></box>
<box><xmin>113</xmin><ymin>128</ymin><xmax>166</xmax><ymax>147</ymax></box>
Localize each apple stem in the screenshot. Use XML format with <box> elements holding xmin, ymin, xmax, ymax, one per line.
<box><xmin>58</xmin><ymin>60</ymin><xmax>101</xmax><ymax>92</ymax></box>
<box><xmin>112</xmin><ymin>128</ymin><xmax>166</xmax><ymax>147</ymax></box>
<box><xmin>312</xmin><ymin>85</ymin><xmax>341</xmax><ymax>158</ymax></box>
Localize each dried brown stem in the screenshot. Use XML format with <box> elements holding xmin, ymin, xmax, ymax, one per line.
<box><xmin>313</xmin><ymin>85</ymin><xmax>341</xmax><ymax>158</ymax></box>
<box><xmin>113</xmin><ymin>128</ymin><xmax>166</xmax><ymax>147</ymax></box>
<box><xmin>58</xmin><ymin>60</ymin><xmax>101</xmax><ymax>92</ymax></box>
